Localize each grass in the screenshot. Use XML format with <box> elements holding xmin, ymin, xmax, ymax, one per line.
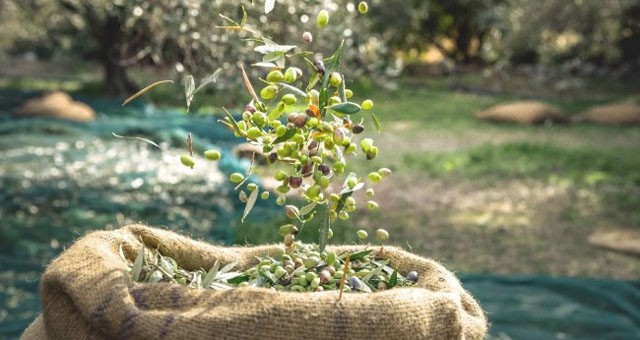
<box><xmin>403</xmin><ymin>142</ymin><xmax>640</xmax><ymax>185</ymax></box>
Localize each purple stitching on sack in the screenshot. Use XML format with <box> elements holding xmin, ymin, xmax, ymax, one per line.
<box><xmin>119</xmin><ymin>309</ymin><xmax>140</xmax><ymax>339</ymax></box>
<box><xmin>159</xmin><ymin>314</ymin><xmax>176</xmax><ymax>339</ymax></box>
<box><xmin>90</xmin><ymin>291</ymin><xmax>113</xmax><ymax>323</ymax></box>
<box><xmin>171</xmin><ymin>286</ymin><xmax>182</xmax><ymax>308</ymax></box>
<box><xmin>132</xmin><ymin>288</ymin><xmax>149</xmax><ymax>309</ymax></box>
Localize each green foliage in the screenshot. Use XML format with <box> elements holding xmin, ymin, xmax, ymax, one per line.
<box><xmin>498</xmin><ymin>0</ymin><xmax>640</xmax><ymax>66</ymax></box>
<box><xmin>0</xmin><ymin>0</ymin><xmax>394</xmax><ymax>94</ymax></box>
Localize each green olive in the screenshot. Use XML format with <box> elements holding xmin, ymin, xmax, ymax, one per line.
<box><xmin>282</xmin><ymin>93</ymin><xmax>297</xmax><ymax>105</ymax></box>
<box><xmin>229</xmin><ymin>172</ymin><xmax>244</xmax><ymax>184</ymax></box>
<box><xmin>251</xmin><ymin>112</ymin><xmax>267</xmax><ymax>126</ymax></box>
<box><xmin>356</xmin><ymin>230</ymin><xmax>368</xmax><ymax>239</ymax></box>
<box><xmin>180</xmin><ymin>155</ymin><xmax>195</xmax><ymax>169</ymax></box>
<box><xmin>378</xmin><ymin>168</ymin><xmax>392</xmax><ymax>177</ymax></box>
<box><xmin>284</xmin><ymin>67</ymin><xmax>298</xmax><ymax>83</ymax></box>
<box><xmin>260</xmin><ymin>85</ymin><xmax>279</xmax><ymax>100</ymax></box>
<box><xmin>329</xmin><ymin>72</ymin><xmax>342</xmax><ymax>87</ymax></box>
<box><xmin>358</xmin><ymin>1</ymin><xmax>369</xmax><ymax>14</ymax></box>
<box><xmin>204</xmin><ymin>150</ymin><xmax>221</xmax><ymax>161</ymax></box>
<box><xmin>345</xmin><ymin>89</ymin><xmax>354</xmax><ymax>99</ymax></box>
<box><xmin>274</xmin><ymin>170</ymin><xmax>287</xmax><ymax>181</ymax></box>
<box><xmin>246</xmin><ymin>127</ymin><xmax>262</xmax><ymax>140</ymax></box>
<box><xmin>316</xmin><ymin>9</ymin><xmax>329</xmax><ymax>28</ymax></box>
<box><xmin>325</xmin><ymin>251</ymin><xmax>337</xmax><ymax>266</ymax></box>
<box><xmin>360</xmin><ymin>138</ymin><xmax>374</xmax><ymax>152</ymax></box>
<box><xmin>306</xmin><ymin>184</ymin><xmax>322</xmax><ymax>199</ymax></box>
<box><xmin>366</xmin><ymin>188</ymin><xmax>375</xmax><ymax>197</ymax></box>
<box><xmin>368</xmin><ymin>172</ymin><xmax>382</xmax><ymax>183</ymax></box>
<box><xmin>376</xmin><ymin>228</ymin><xmax>390</xmax><ymax>241</ymax></box>
<box><xmin>362</xmin><ymin>99</ymin><xmax>374</xmax><ymax>110</ymax></box>
<box><xmin>366</xmin><ymin>201</ymin><xmax>379</xmax><ymax>210</ymax></box>
<box><xmin>266</xmin><ymin>70</ymin><xmax>284</xmax><ymax>82</ymax></box>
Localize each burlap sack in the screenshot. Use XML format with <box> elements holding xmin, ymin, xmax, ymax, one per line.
<box><xmin>475</xmin><ymin>101</ymin><xmax>568</xmax><ymax>124</ymax></box>
<box><xmin>573</xmin><ymin>102</ymin><xmax>640</xmax><ymax>125</ymax></box>
<box><xmin>22</xmin><ymin>224</ymin><xmax>487</xmax><ymax>339</ymax></box>
<box><xmin>13</xmin><ymin>92</ymin><xmax>96</xmax><ymax>122</ymax></box>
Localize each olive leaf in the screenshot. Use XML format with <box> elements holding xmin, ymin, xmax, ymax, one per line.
<box><xmin>346</xmin><ymin>249</ymin><xmax>372</xmax><ymax>261</ymax></box>
<box><xmin>254</xmin><ymin>43</ymin><xmax>296</xmax><ymax>55</ymax></box>
<box><xmin>202</xmin><ymin>260</ymin><xmax>220</xmax><ymax>288</ymax></box>
<box><xmin>159</xmin><ymin>256</ymin><xmax>176</xmax><ymax>276</ymax></box>
<box><xmin>219</xmin><ymin>261</ymin><xmax>237</xmax><ymax>274</ymax></box>
<box><xmin>258</xmin><ymin>267</ymin><xmax>278</xmax><ymax>284</ymax></box>
<box><xmin>328</xmin><ymin>102</ymin><xmax>361</xmax><ymax>115</ymax></box>
<box><xmin>112</xmin><ymin>132</ymin><xmax>160</xmax><ymax>149</ymax></box>
<box><xmin>220</xmin><ymin>107</ymin><xmax>242</xmax><ymax>136</ymax></box>
<box><xmin>305</xmin><ymin>62</ymin><xmax>320</xmax><ymax>91</ymax></box>
<box><xmin>210</xmin><ymin>282</ymin><xmax>234</xmax><ymax>290</ymax></box>
<box><xmin>265</xmin><ymin>0</ymin><xmax>275</xmax><ymax>14</ymax></box>
<box><xmin>121</xmin><ymin>79</ymin><xmax>173</xmax><ymax>106</ymax></box>
<box><xmin>241</xmin><ymin>188</ymin><xmax>259</xmax><ymax>223</ymax></box>
<box><xmin>319</xmin><ymin>205</ymin><xmax>331</xmax><ymax>253</ymax></box>
<box><xmin>118</xmin><ymin>243</ymin><xmax>126</xmax><ymax>262</ymax></box>
<box><xmin>263</xmin><ymin>51</ymin><xmax>285</xmax><ymax>63</ymax></box>
<box><xmin>130</xmin><ymin>247</ymin><xmax>145</xmax><ymax>282</ymax></box>
<box><xmin>227</xmin><ymin>274</ymin><xmax>250</xmax><ymax>284</ymax></box>
<box><xmin>240</xmin><ymin>64</ymin><xmax>260</xmax><ymax>104</ymax></box>
<box><xmin>339</xmin><ymin>181</ymin><xmax>364</xmax><ymax>195</ymax></box>
<box><xmin>298</xmin><ymin>202</ymin><xmax>317</xmax><ymax>217</ymax></box>
<box><xmin>363</xmin><ymin>259</ymin><xmax>388</xmax><ymax>281</ymax></box>
<box><xmin>272</xmin><ymin>128</ymin><xmax>297</xmax><ymax>143</ymax></box>
<box><xmin>252</xmin><ymin>62</ymin><xmax>279</xmax><ymax>68</ymax></box>
<box><xmin>267</xmin><ymin>103</ymin><xmax>286</xmax><ymax>120</ymax></box>
<box><xmin>370</xmin><ymin>112</ymin><xmax>382</xmax><ymax>132</ymax></box>
<box><xmin>194</xmin><ymin>68</ymin><xmax>222</xmax><ymax>94</ymax></box>
<box><xmin>388</xmin><ymin>269</ymin><xmax>398</xmax><ymax>288</ymax></box>
<box><xmin>278</xmin><ymin>82</ymin><xmax>308</xmax><ymax>97</ymax></box>
<box><xmin>184</xmin><ymin>75</ymin><xmax>196</xmax><ymax>112</ymax></box>
<box><xmin>320</xmin><ymin>40</ymin><xmax>345</xmax><ymax>89</ymax></box>
<box><xmin>216</xmin><ymin>7</ymin><xmax>253</xmax><ymax>34</ymax></box>
<box><xmin>339</xmin><ymin>74</ymin><xmax>347</xmax><ymax>102</ymax></box>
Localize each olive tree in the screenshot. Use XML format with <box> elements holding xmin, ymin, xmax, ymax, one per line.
<box><xmin>367</xmin><ymin>0</ymin><xmax>503</xmax><ymax>65</ymax></box>
<box><xmin>1</xmin><ymin>0</ymin><xmax>392</xmax><ymax>96</ymax></box>
<box><xmin>498</xmin><ymin>0</ymin><xmax>639</xmax><ymax>67</ymax></box>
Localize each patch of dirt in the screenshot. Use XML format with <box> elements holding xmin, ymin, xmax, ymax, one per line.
<box><xmin>355</xmin><ymin>176</ymin><xmax>640</xmax><ymax>279</ymax></box>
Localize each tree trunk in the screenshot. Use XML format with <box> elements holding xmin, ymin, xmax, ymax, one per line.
<box><xmin>103</xmin><ymin>57</ymin><xmax>137</xmax><ymax>97</ymax></box>
<box><xmin>98</xmin><ymin>13</ymin><xmax>138</xmax><ymax>97</ymax></box>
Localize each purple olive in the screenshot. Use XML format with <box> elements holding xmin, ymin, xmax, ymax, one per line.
<box><xmin>406</xmin><ymin>271</ymin><xmax>419</xmax><ymax>283</ymax></box>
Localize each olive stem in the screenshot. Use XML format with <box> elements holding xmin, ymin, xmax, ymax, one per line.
<box><xmin>151</xmin><ymin>263</ymin><xmax>179</xmax><ymax>284</ymax></box>
<box><xmin>337</xmin><ymin>253</ymin><xmax>350</xmax><ymax>302</ymax></box>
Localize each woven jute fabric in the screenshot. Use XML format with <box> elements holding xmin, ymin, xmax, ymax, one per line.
<box><xmin>475</xmin><ymin>101</ymin><xmax>568</xmax><ymax>124</ymax></box>
<box><xmin>22</xmin><ymin>224</ymin><xmax>487</xmax><ymax>339</ymax></box>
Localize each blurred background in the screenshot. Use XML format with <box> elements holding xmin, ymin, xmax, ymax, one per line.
<box><xmin>1</xmin><ymin>0</ymin><xmax>639</xmax><ymax>339</ymax></box>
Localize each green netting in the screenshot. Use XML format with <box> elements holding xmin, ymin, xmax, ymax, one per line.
<box><xmin>462</xmin><ymin>275</ymin><xmax>640</xmax><ymax>339</ymax></box>
<box><xmin>0</xmin><ymin>91</ymin><xmax>280</xmax><ymax>339</ymax></box>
